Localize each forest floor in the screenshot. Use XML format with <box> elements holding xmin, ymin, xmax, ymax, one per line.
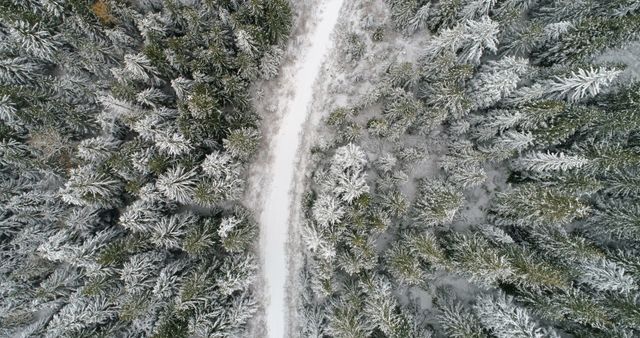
<box><xmin>243</xmin><ymin>0</ymin><xmax>344</xmax><ymax>337</ymax></box>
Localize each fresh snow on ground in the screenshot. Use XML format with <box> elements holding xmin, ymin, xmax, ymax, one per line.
<box><xmin>253</xmin><ymin>0</ymin><xmax>344</xmax><ymax>337</ymax></box>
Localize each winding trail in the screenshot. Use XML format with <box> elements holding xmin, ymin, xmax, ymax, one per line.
<box><xmin>257</xmin><ymin>0</ymin><xmax>343</xmax><ymax>337</ymax></box>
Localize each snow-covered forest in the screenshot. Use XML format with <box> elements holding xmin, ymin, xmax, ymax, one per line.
<box><xmin>2</xmin><ymin>0</ymin><xmax>640</xmax><ymax>337</ymax></box>
<box><xmin>0</xmin><ymin>0</ymin><xmax>291</xmax><ymax>336</ymax></box>
<box><xmin>295</xmin><ymin>0</ymin><xmax>640</xmax><ymax>337</ymax></box>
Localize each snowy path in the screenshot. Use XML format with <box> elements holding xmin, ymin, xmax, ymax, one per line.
<box><xmin>257</xmin><ymin>0</ymin><xmax>343</xmax><ymax>337</ymax></box>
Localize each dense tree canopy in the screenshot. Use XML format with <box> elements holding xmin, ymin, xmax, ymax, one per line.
<box><xmin>297</xmin><ymin>0</ymin><xmax>640</xmax><ymax>337</ymax></box>
<box><xmin>0</xmin><ymin>0</ymin><xmax>290</xmax><ymax>336</ymax></box>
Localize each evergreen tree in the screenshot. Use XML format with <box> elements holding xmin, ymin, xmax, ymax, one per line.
<box><xmin>312</xmin><ymin>194</ymin><xmax>346</xmax><ymax>228</ymax></box>
<box><xmin>578</xmin><ymin>259</ymin><xmax>637</xmax><ymax>294</ymax></box>
<box><xmin>223</xmin><ymin>127</ymin><xmax>261</xmax><ymax>161</ymax></box>
<box><xmin>385</xmin><ymin>241</ymin><xmax>425</xmax><ymax>286</ymax></box>
<box><xmin>467</xmin><ymin>56</ymin><xmax>529</xmax><ymax>110</ymax></box>
<box><xmin>60</xmin><ymin>166</ymin><xmax>123</xmax><ymax>209</ymax></box>
<box><xmin>449</xmin><ymin>232</ymin><xmax>513</xmax><ymax>286</ymax></box>
<box><xmin>326</xmin><ymin>295</ymin><xmax>373</xmax><ymax>338</ymax></box>
<box><xmin>543</xmin><ymin>67</ymin><xmax>621</xmax><ymax>102</ymax></box>
<box><xmin>362</xmin><ymin>277</ymin><xmax>408</xmax><ymax>336</ymax></box>
<box><xmin>406</xmin><ymin>4</ymin><xmax>431</xmax><ymax>35</ymax></box>
<box><xmin>434</xmin><ymin>288</ymin><xmax>487</xmax><ymax>338</ymax></box>
<box><xmin>491</xmin><ymin>184</ymin><xmax>590</xmax><ymax>226</ymax></box>
<box><xmin>513</xmin><ymin>151</ymin><xmax>589</xmax><ymax>174</ymax></box>
<box><xmin>587</xmin><ymin>200</ymin><xmax>640</xmax><ymax>242</ymax></box>
<box><xmin>534</xmin><ymin>14</ymin><xmax>640</xmax><ymax>65</ymax></box>
<box><xmin>412</xmin><ymin>179</ymin><xmax>464</xmax><ymax>226</ymax></box>
<box><xmin>473</xmin><ymin>292</ymin><xmax>557</xmax><ymax>338</ymax></box>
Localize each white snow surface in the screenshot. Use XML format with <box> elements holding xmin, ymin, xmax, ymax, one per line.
<box><xmin>255</xmin><ymin>1</ymin><xmax>344</xmax><ymax>337</ymax></box>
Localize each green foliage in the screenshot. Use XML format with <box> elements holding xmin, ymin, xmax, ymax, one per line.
<box><xmin>0</xmin><ymin>0</ymin><xmax>291</xmax><ymax>335</ymax></box>
<box><xmin>491</xmin><ymin>185</ymin><xmax>590</xmax><ymax>227</ymax></box>
<box><xmin>448</xmin><ymin>232</ymin><xmax>513</xmax><ymax>286</ymax></box>
<box><xmin>505</xmin><ymin>246</ymin><xmax>572</xmax><ymax>291</ymax></box>
<box><xmin>434</xmin><ymin>287</ymin><xmax>488</xmax><ymax>338</ymax></box>
<box><xmin>474</xmin><ymin>292</ymin><xmax>557</xmax><ymax>338</ymax></box>
<box><xmin>412</xmin><ymin>179</ymin><xmax>464</xmax><ymax>227</ymax></box>
<box><xmin>153</xmin><ymin>313</ymin><xmax>189</xmax><ymax>338</ymax></box>
<box><xmin>385</xmin><ymin>241</ymin><xmax>425</xmax><ymax>286</ymax></box>
<box><xmin>535</xmin><ymin>14</ymin><xmax>640</xmax><ymax>65</ymax></box>
<box><xmin>223</xmin><ymin>127</ymin><xmax>261</xmax><ymax>161</ymax></box>
<box><xmin>261</xmin><ymin>0</ymin><xmax>294</xmax><ymax>44</ymax></box>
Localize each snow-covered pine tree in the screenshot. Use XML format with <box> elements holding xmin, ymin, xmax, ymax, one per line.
<box><xmin>534</xmin><ymin>13</ymin><xmax>640</xmax><ymax>65</ymax></box>
<box><xmin>473</xmin><ymin>292</ymin><xmax>558</xmax><ymax>338</ymax></box>
<box><xmin>491</xmin><ymin>184</ymin><xmax>590</xmax><ymax>226</ymax></box>
<box><xmin>448</xmin><ymin>232</ymin><xmax>514</xmax><ymax>286</ymax></box>
<box><xmin>412</xmin><ymin>179</ymin><xmax>464</xmax><ymax>226</ymax></box>
<box><xmin>467</xmin><ymin>56</ymin><xmax>529</xmax><ymax>110</ymax></box>
<box><xmin>513</xmin><ymin>151</ymin><xmax>589</xmax><ymax>174</ymax></box>
<box><xmin>543</xmin><ymin>67</ymin><xmax>621</xmax><ymax>102</ymax></box>
<box><xmin>433</xmin><ymin>287</ymin><xmax>487</xmax><ymax>338</ymax></box>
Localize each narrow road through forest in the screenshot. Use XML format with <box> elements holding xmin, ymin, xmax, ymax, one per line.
<box><xmin>256</xmin><ymin>0</ymin><xmax>344</xmax><ymax>337</ymax></box>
